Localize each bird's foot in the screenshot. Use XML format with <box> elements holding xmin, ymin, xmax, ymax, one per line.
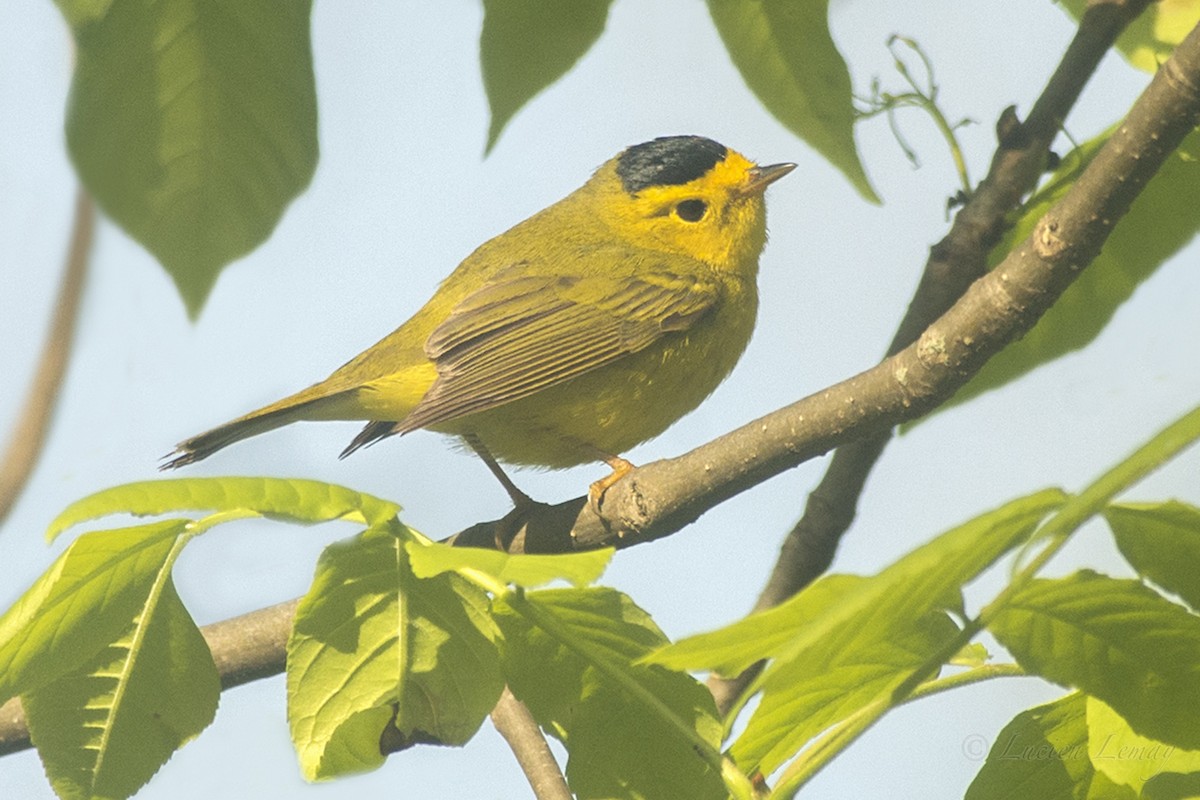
<box><xmin>587</xmin><ymin>455</ymin><xmax>635</xmax><ymax>517</ymax></box>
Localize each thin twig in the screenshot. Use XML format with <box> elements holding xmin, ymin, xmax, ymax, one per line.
<box><xmin>0</xmin><ymin>188</ymin><xmax>95</xmax><ymax>527</ymax></box>
<box><xmin>862</xmin><ymin>35</ymin><xmax>975</xmax><ymax>193</ymax></box>
<box><xmin>490</xmin><ymin>687</ymin><xmax>573</xmax><ymax>800</ymax></box>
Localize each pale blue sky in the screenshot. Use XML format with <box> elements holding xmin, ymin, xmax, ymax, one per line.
<box><xmin>2</xmin><ymin>1</ymin><xmax>1198</xmax><ymax>798</ymax></box>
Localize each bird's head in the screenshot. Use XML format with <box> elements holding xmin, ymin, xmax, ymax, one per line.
<box><xmin>590</xmin><ymin>135</ymin><xmax>795</xmax><ymax>271</ymax></box>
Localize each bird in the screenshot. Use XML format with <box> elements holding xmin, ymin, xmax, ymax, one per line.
<box><xmin>163</xmin><ymin>135</ymin><xmax>794</xmax><ymax>510</ymax></box>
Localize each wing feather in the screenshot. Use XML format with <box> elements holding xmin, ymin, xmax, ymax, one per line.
<box><xmin>396</xmin><ymin>270</ymin><xmax>718</xmax><ymax>432</ymax></box>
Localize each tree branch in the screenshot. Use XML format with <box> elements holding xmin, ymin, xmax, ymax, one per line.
<box><xmin>709</xmin><ymin>0</ymin><xmax>1154</xmax><ymax>712</ymax></box>
<box><xmin>764</xmin><ymin>0</ymin><xmax>1157</xmax><ymax>614</ymax></box>
<box><xmin>490</xmin><ymin>687</ymin><xmax>573</xmax><ymax>800</ymax></box>
<box><xmin>0</xmin><ymin>188</ymin><xmax>94</xmax><ymax>527</ymax></box>
<box><xmin>4</xmin><ymin>3</ymin><xmax>1197</xmax><ymax>762</ymax></box>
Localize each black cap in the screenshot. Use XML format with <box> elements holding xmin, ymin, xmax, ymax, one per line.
<box><xmin>615</xmin><ymin>136</ymin><xmax>728</xmax><ymax>194</ymax></box>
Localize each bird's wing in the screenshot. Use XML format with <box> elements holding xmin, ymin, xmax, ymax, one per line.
<box><xmin>394</xmin><ymin>269</ymin><xmax>719</xmax><ymax>432</ymax></box>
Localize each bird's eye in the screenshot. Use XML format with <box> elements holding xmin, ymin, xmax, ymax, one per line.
<box><xmin>674</xmin><ymin>199</ymin><xmax>708</xmax><ymax>222</ymax></box>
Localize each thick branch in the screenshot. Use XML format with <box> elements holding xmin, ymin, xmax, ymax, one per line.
<box><xmin>3</xmin><ymin>6</ymin><xmax>1196</xmax><ymax>759</ymax></box>
<box><xmin>0</xmin><ymin>189</ymin><xmax>94</xmax><ymax>527</ymax></box>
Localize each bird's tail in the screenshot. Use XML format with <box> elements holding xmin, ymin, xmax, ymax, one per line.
<box><xmin>338</xmin><ymin>420</ymin><xmax>399</xmax><ymax>459</ymax></box>
<box><xmin>160</xmin><ymin>388</ymin><xmax>356</xmax><ymax>470</ymax></box>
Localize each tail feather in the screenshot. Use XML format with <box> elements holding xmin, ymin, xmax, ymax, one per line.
<box><xmin>161</xmin><ymin>391</ymin><xmax>353</xmax><ymax>470</ymax></box>
<box><xmin>338</xmin><ymin>420</ymin><xmax>400</xmax><ymax>460</ymax></box>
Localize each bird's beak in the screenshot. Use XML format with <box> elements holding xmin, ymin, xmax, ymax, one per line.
<box><xmin>740</xmin><ymin>162</ymin><xmax>797</xmax><ymax>197</ymax></box>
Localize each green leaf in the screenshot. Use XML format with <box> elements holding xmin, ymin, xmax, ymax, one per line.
<box><xmin>652</xmin><ymin>488</ymin><xmax>1065</xmax><ymax>674</ymax></box>
<box><xmin>406</xmin><ymin>538</ymin><xmax>613</xmax><ymax>588</ymax></box>
<box><xmin>480</xmin><ymin>0</ymin><xmax>613</xmax><ymax>153</ymax></box>
<box><xmin>1105</xmin><ymin>501</ymin><xmax>1200</xmax><ymax>609</ymax></box>
<box><xmin>1087</xmin><ymin>696</ymin><xmax>1200</xmax><ymax>796</ymax></box>
<box><xmin>730</xmin><ymin>605</ymin><xmax>959</xmax><ymax>774</ymax></box>
<box><xmin>0</xmin><ymin>520</ymin><xmax>188</xmax><ymax>704</ymax></box>
<box><xmin>964</xmin><ymin>692</ymin><xmax>1128</xmax><ymax>800</ymax></box>
<box><xmin>48</xmin><ymin>477</ymin><xmax>400</xmax><ymax>542</ymax></box>
<box><xmin>1143</xmin><ymin>773</ymin><xmax>1200</xmax><ymax>800</ymax></box>
<box><xmin>648</xmin><ymin>573</ymin><xmax>866</xmax><ymax>677</ymax></box>
<box><xmin>934</xmin><ymin>127</ymin><xmax>1200</xmax><ymax>414</ymax></box>
<box><xmin>648</xmin><ymin>489</ymin><xmax>1063</xmax><ymax>775</ymax></box>
<box><xmin>951</xmin><ymin>641</ymin><xmax>992</xmax><ymax>668</ymax></box>
<box><xmin>990</xmin><ymin>571</ymin><xmax>1200</xmax><ymax>749</ymax></box>
<box><xmin>23</xmin><ymin>579</ymin><xmax>219</xmax><ymax>800</ymax></box>
<box><xmin>495</xmin><ymin>587</ymin><xmax>726</xmax><ymax>800</ymax></box>
<box><xmin>1057</xmin><ymin>0</ymin><xmax>1200</xmax><ymax>73</ymax></box>
<box><xmin>55</xmin><ymin>0</ymin><xmax>318</xmax><ymax>316</ymax></box>
<box><xmin>287</xmin><ymin>528</ymin><xmax>503</xmax><ymax>781</ymax></box>
<box><xmin>706</xmin><ymin>0</ymin><xmax>878</xmax><ymax>202</ymax></box>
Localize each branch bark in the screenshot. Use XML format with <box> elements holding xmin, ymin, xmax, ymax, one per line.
<box><xmin>4</xmin><ymin>3</ymin><xmax>1198</xmax><ymax>763</ymax></box>
<box><xmin>490</xmin><ymin>687</ymin><xmax>573</xmax><ymax>800</ymax></box>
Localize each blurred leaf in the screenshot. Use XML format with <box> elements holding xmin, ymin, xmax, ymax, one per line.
<box><xmin>23</xmin><ymin>579</ymin><xmax>219</xmax><ymax>800</ymax></box>
<box><xmin>53</xmin><ymin>0</ymin><xmax>115</xmax><ymax>27</ymax></box>
<box><xmin>287</xmin><ymin>528</ymin><xmax>503</xmax><ymax>781</ymax></box>
<box><xmin>407</xmin><ymin>538</ymin><xmax>613</xmax><ymax>588</ymax></box>
<box><xmin>934</xmin><ymin>128</ymin><xmax>1200</xmax><ymax>414</ymax></box>
<box><xmin>1058</xmin><ymin>0</ymin><xmax>1200</xmax><ymax>73</ymax></box>
<box><xmin>495</xmin><ymin>587</ymin><xmax>726</xmax><ymax>800</ymax></box>
<box><xmin>1144</xmin><ymin>773</ymin><xmax>1200</xmax><ymax>800</ymax></box>
<box><xmin>1105</xmin><ymin>501</ymin><xmax>1200</xmax><ymax>609</ymax></box>
<box><xmin>0</xmin><ymin>520</ymin><xmax>187</xmax><ymax>704</ymax></box>
<box><xmin>1087</xmin><ymin>696</ymin><xmax>1200</xmax><ymax>796</ymax></box>
<box><xmin>706</xmin><ymin>0</ymin><xmax>878</xmax><ymax>201</ymax></box>
<box><xmin>55</xmin><ymin>0</ymin><xmax>318</xmax><ymax>316</ymax></box>
<box><xmin>990</xmin><ymin>570</ymin><xmax>1200</xmax><ymax>749</ymax></box>
<box><xmin>964</xmin><ymin>692</ymin><xmax>1127</xmax><ymax>800</ymax></box>
<box><xmin>48</xmin><ymin>477</ymin><xmax>400</xmax><ymax>542</ymax></box>
<box><xmin>480</xmin><ymin>0</ymin><xmax>613</xmax><ymax>153</ymax></box>
<box><xmin>951</xmin><ymin>641</ymin><xmax>992</xmax><ymax>668</ymax></box>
